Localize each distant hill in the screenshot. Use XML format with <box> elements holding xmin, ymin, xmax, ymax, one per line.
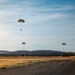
<box><xmin>0</xmin><ymin>50</ymin><xmax>75</xmax><ymax>56</ymax></box>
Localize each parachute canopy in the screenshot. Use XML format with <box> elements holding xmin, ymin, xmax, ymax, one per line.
<box><xmin>62</xmin><ymin>43</ymin><xmax>66</xmax><ymax>45</ymax></box>
<box><xmin>18</xmin><ymin>19</ymin><xmax>25</xmax><ymax>23</ymax></box>
<box><xmin>22</xmin><ymin>42</ymin><xmax>26</xmax><ymax>44</ymax></box>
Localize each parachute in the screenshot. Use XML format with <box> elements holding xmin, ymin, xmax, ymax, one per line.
<box><xmin>62</xmin><ymin>43</ymin><xmax>66</xmax><ymax>50</ymax></box>
<box><xmin>18</xmin><ymin>19</ymin><xmax>25</xmax><ymax>23</ymax></box>
<box><xmin>22</xmin><ymin>42</ymin><xmax>26</xmax><ymax>44</ymax></box>
<box><xmin>22</xmin><ymin>42</ymin><xmax>26</xmax><ymax>50</ymax></box>
<box><xmin>18</xmin><ymin>19</ymin><xmax>25</xmax><ymax>31</ymax></box>
<box><xmin>62</xmin><ymin>43</ymin><xmax>66</xmax><ymax>45</ymax></box>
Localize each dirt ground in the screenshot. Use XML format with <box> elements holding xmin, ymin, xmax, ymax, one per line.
<box><xmin>0</xmin><ymin>60</ymin><xmax>75</xmax><ymax>75</ymax></box>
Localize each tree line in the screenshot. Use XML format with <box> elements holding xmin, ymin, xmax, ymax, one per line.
<box><xmin>0</xmin><ymin>50</ymin><xmax>75</xmax><ymax>56</ymax></box>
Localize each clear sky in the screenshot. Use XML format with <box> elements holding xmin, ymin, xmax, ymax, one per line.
<box><xmin>0</xmin><ymin>0</ymin><xmax>75</xmax><ymax>52</ymax></box>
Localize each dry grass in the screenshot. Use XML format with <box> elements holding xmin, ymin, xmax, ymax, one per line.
<box><xmin>0</xmin><ymin>56</ymin><xmax>75</xmax><ymax>68</ymax></box>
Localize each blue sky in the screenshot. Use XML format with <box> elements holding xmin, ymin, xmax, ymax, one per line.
<box><xmin>0</xmin><ymin>0</ymin><xmax>75</xmax><ymax>52</ymax></box>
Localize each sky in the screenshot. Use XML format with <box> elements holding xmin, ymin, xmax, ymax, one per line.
<box><xmin>0</xmin><ymin>0</ymin><xmax>75</xmax><ymax>52</ymax></box>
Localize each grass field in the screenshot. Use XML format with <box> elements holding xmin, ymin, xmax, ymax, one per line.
<box><xmin>0</xmin><ymin>56</ymin><xmax>75</xmax><ymax>68</ymax></box>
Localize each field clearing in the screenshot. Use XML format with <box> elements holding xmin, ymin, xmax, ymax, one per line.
<box><xmin>0</xmin><ymin>56</ymin><xmax>75</xmax><ymax>68</ymax></box>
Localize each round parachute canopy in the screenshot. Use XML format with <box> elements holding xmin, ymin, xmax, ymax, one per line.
<box><xmin>62</xmin><ymin>43</ymin><xmax>66</xmax><ymax>45</ymax></box>
<box><xmin>22</xmin><ymin>42</ymin><xmax>26</xmax><ymax>44</ymax></box>
<box><xmin>18</xmin><ymin>19</ymin><xmax>25</xmax><ymax>23</ymax></box>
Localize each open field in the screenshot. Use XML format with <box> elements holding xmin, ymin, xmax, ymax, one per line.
<box><xmin>0</xmin><ymin>56</ymin><xmax>75</xmax><ymax>68</ymax></box>
<box><xmin>0</xmin><ymin>56</ymin><xmax>75</xmax><ymax>75</ymax></box>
